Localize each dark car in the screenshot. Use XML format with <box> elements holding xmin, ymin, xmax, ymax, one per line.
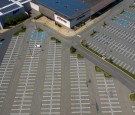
<box><xmin>0</xmin><ymin>39</ymin><xmax>5</xmax><ymax>42</ymax></box>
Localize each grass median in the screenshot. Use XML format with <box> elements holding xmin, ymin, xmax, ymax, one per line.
<box><xmin>81</xmin><ymin>40</ymin><xmax>135</xmax><ymax>79</ymax></box>
<box><xmin>95</xmin><ymin>66</ymin><xmax>112</xmax><ymax>78</ymax></box>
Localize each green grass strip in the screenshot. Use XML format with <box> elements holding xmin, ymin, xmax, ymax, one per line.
<box><xmin>13</xmin><ymin>28</ymin><xmax>26</xmax><ymax>36</ymax></box>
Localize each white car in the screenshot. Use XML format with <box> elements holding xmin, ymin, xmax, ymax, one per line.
<box><xmin>34</xmin><ymin>45</ymin><xmax>41</xmax><ymax>48</ymax></box>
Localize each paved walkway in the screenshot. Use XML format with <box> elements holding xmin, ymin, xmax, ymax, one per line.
<box><xmin>35</xmin><ymin>10</ymin><xmax>111</xmax><ymax>37</ymax></box>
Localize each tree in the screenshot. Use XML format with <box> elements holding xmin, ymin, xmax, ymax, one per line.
<box><xmin>5</xmin><ymin>17</ymin><xmax>13</xmax><ymax>25</ymax></box>
<box><xmin>70</xmin><ymin>46</ymin><xmax>76</xmax><ymax>54</ymax></box>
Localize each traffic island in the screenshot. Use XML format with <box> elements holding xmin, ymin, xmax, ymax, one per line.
<box><xmin>51</xmin><ymin>37</ymin><xmax>61</xmax><ymax>44</ymax></box>
<box><xmin>129</xmin><ymin>93</ymin><xmax>135</xmax><ymax>101</ymax></box>
<box><xmin>77</xmin><ymin>53</ymin><xmax>84</xmax><ymax>59</ymax></box>
<box><xmin>13</xmin><ymin>27</ymin><xmax>26</xmax><ymax>36</ymax></box>
<box><xmin>95</xmin><ymin>66</ymin><xmax>112</xmax><ymax>78</ymax></box>
<box><xmin>70</xmin><ymin>46</ymin><xmax>76</xmax><ymax>54</ymax></box>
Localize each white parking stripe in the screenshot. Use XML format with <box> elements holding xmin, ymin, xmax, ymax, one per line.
<box><xmin>41</xmin><ymin>40</ymin><xmax>62</xmax><ymax>115</ymax></box>
<box><xmin>70</xmin><ymin>55</ymin><xmax>91</xmax><ymax>114</ymax></box>
<box><xmin>96</xmin><ymin>73</ymin><xmax>122</xmax><ymax>114</ymax></box>
<box><xmin>11</xmin><ymin>32</ymin><xmax>42</xmax><ymax>115</ymax></box>
<box><xmin>0</xmin><ymin>34</ymin><xmax>23</xmax><ymax>111</ymax></box>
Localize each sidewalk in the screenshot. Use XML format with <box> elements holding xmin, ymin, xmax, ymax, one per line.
<box><xmin>35</xmin><ymin>10</ymin><xmax>111</xmax><ymax>37</ymax></box>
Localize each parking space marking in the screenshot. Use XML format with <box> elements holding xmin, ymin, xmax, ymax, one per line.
<box><xmin>29</xmin><ymin>30</ymin><xmax>45</xmax><ymax>41</ymax></box>
<box><xmin>96</xmin><ymin>75</ymin><xmax>122</xmax><ymax>114</ymax></box>
<box><xmin>0</xmin><ymin>33</ymin><xmax>23</xmax><ymax>111</ymax></box>
<box><xmin>10</xmin><ymin>33</ymin><xmax>43</xmax><ymax>115</ymax></box>
<box><xmin>0</xmin><ymin>42</ymin><xmax>2</xmax><ymax>48</ymax></box>
<box><xmin>132</xmin><ymin>106</ymin><xmax>135</xmax><ymax>112</ymax></box>
<box><xmin>86</xmin><ymin>31</ymin><xmax>135</xmax><ymax>74</ymax></box>
<box><xmin>121</xmin><ymin>10</ymin><xmax>135</xmax><ymax>20</ymax></box>
<box><xmin>104</xmin><ymin>25</ymin><xmax>135</xmax><ymax>44</ymax></box>
<box><xmin>112</xmin><ymin>16</ymin><xmax>135</xmax><ymax>31</ymax></box>
<box><xmin>41</xmin><ymin>40</ymin><xmax>62</xmax><ymax>115</ymax></box>
<box><xmin>70</xmin><ymin>55</ymin><xmax>91</xmax><ymax>115</ymax></box>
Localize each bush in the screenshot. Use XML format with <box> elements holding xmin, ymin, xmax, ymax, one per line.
<box><xmin>55</xmin><ymin>22</ymin><xmax>62</xmax><ymax>27</ymax></box>
<box><xmin>120</xmin><ymin>10</ymin><xmax>125</xmax><ymax>14</ymax></box>
<box><xmin>51</xmin><ymin>37</ymin><xmax>56</xmax><ymax>40</ymax></box>
<box><xmin>95</xmin><ymin>66</ymin><xmax>112</xmax><ymax>78</ymax></box>
<box><xmin>130</xmin><ymin>93</ymin><xmax>135</xmax><ymax>101</ymax></box>
<box><xmin>5</xmin><ymin>17</ymin><xmax>13</xmax><ymax>25</ymax></box>
<box><xmin>34</xmin><ymin>14</ymin><xmax>43</xmax><ymax>20</ymax></box>
<box><xmin>70</xmin><ymin>46</ymin><xmax>76</xmax><ymax>54</ymax></box>
<box><xmin>77</xmin><ymin>54</ymin><xmax>84</xmax><ymax>58</ymax></box>
<box><xmin>5</xmin><ymin>13</ymin><xmax>29</xmax><ymax>26</ymax></box>
<box><xmin>108</xmin><ymin>58</ymin><xmax>113</xmax><ymax>64</ymax></box>
<box><xmin>103</xmin><ymin>22</ymin><xmax>107</xmax><ymax>27</ymax></box>
<box><xmin>90</xmin><ymin>30</ymin><xmax>97</xmax><ymax>36</ymax></box>
<box><xmin>95</xmin><ymin>66</ymin><xmax>103</xmax><ymax>72</ymax></box>
<box><xmin>104</xmin><ymin>72</ymin><xmax>112</xmax><ymax>78</ymax></box>
<box><xmin>56</xmin><ymin>39</ymin><xmax>61</xmax><ymax>44</ymax></box>
<box><xmin>13</xmin><ymin>28</ymin><xmax>26</xmax><ymax>36</ymax></box>
<box><xmin>37</xmin><ymin>28</ymin><xmax>43</xmax><ymax>32</ymax></box>
<box><xmin>51</xmin><ymin>37</ymin><xmax>61</xmax><ymax>44</ymax></box>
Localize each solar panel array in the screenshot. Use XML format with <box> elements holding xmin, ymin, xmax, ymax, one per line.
<box><xmin>0</xmin><ymin>0</ymin><xmax>29</xmax><ymax>14</ymax></box>
<box><xmin>0</xmin><ymin>0</ymin><xmax>13</xmax><ymax>8</ymax></box>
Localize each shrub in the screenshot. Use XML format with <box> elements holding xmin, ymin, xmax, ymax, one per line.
<box><xmin>77</xmin><ymin>54</ymin><xmax>84</xmax><ymax>58</ymax></box>
<box><xmin>70</xmin><ymin>46</ymin><xmax>76</xmax><ymax>54</ymax></box>
<box><xmin>5</xmin><ymin>13</ymin><xmax>29</xmax><ymax>26</ymax></box>
<box><xmin>34</xmin><ymin>14</ymin><xmax>43</xmax><ymax>20</ymax></box>
<box><xmin>55</xmin><ymin>22</ymin><xmax>62</xmax><ymax>27</ymax></box>
<box><xmin>120</xmin><ymin>9</ymin><xmax>125</xmax><ymax>14</ymax></box>
<box><xmin>13</xmin><ymin>28</ymin><xmax>26</xmax><ymax>36</ymax></box>
<box><xmin>90</xmin><ymin>30</ymin><xmax>97</xmax><ymax>36</ymax></box>
<box><xmin>130</xmin><ymin>93</ymin><xmax>135</xmax><ymax>101</ymax></box>
<box><xmin>104</xmin><ymin>72</ymin><xmax>112</xmax><ymax>78</ymax></box>
<box><xmin>37</xmin><ymin>28</ymin><xmax>43</xmax><ymax>32</ymax></box>
<box><xmin>51</xmin><ymin>37</ymin><xmax>56</xmax><ymax>40</ymax></box>
<box><xmin>103</xmin><ymin>22</ymin><xmax>107</xmax><ymax>27</ymax></box>
<box><xmin>95</xmin><ymin>66</ymin><xmax>103</xmax><ymax>72</ymax></box>
<box><xmin>56</xmin><ymin>39</ymin><xmax>61</xmax><ymax>44</ymax></box>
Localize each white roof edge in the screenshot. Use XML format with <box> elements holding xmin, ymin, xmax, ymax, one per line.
<box><xmin>20</xmin><ymin>0</ymin><xmax>31</xmax><ymax>5</ymax></box>
<box><xmin>2</xmin><ymin>7</ymin><xmax>22</xmax><ymax>16</ymax></box>
<box><xmin>0</xmin><ymin>12</ymin><xmax>3</xmax><ymax>16</ymax></box>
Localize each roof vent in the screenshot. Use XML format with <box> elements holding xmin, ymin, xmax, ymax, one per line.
<box><xmin>56</xmin><ymin>1</ymin><xmax>59</xmax><ymax>3</ymax></box>
<box><xmin>64</xmin><ymin>5</ymin><xmax>68</xmax><ymax>8</ymax></box>
<box><xmin>75</xmin><ymin>9</ymin><xmax>78</xmax><ymax>11</ymax></box>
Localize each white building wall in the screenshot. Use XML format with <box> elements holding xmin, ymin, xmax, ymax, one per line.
<box><xmin>30</xmin><ymin>2</ymin><xmax>39</xmax><ymax>11</ymax></box>
<box><xmin>54</xmin><ymin>14</ymin><xmax>70</xmax><ymax>28</ymax></box>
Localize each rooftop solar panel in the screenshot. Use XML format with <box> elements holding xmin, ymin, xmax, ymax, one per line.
<box><xmin>0</xmin><ymin>0</ymin><xmax>13</xmax><ymax>8</ymax></box>
<box><xmin>35</xmin><ymin>0</ymin><xmax>92</xmax><ymax>17</ymax></box>
<box><xmin>0</xmin><ymin>4</ymin><xmax>20</xmax><ymax>13</ymax></box>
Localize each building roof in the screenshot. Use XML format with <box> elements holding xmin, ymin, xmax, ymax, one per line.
<box><xmin>35</xmin><ymin>0</ymin><xmax>115</xmax><ymax>19</ymax></box>
<box><xmin>0</xmin><ymin>0</ymin><xmax>30</xmax><ymax>16</ymax></box>
<box><xmin>35</xmin><ymin>0</ymin><xmax>92</xmax><ymax>18</ymax></box>
<box><xmin>0</xmin><ymin>4</ymin><xmax>20</xmax><ymax>14</ymax></box>
<box><xmin>91</xmin><ymin>0</ymin><xmax>116</xmax><ymax>14</ymax></box>
<box><xmin>0</xmin><ymin>0</ymin><xmax>13</xmax><ymax>8</ymax></box>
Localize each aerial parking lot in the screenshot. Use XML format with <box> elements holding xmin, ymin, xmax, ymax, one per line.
<box><xmin>0</xmin><ymin>0</ymin><xmax>135</xmax><ymax>115</ymax></box>
<box><xmin>84</xmin><ymin>7</ymin><xmax>135</xmax><ymax>77</ymax></box>
<box><xmin>0</xmin><ymin>25</ymin><xmax>135</xmax><ymax>115</ymax></box>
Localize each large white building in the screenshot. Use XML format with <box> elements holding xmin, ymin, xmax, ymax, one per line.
<box><xmin>0</xmin><ymin>0</ymin><xmax>31</xmax><ymax>29</ymax></box>
<box><xmin>30</xmin><ymin>0</ymin><xmax>119</xmax><ymax>28</ymax></box>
